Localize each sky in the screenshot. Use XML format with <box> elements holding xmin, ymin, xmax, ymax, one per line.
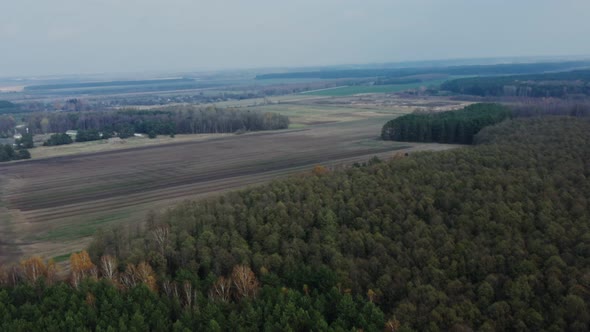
<box><xmin>1</xmin><ymin>0</ymin><xmax>589</xmax><ymax>76</ymax></box>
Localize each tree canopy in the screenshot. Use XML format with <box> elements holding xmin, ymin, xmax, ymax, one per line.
<box><xmin>381</xmin><ymin>103</ymin><xmax>512</xmax><ymax>144</ymax></box>
<box><xmin>1</xmin><ymin>116</ymin><xmax>589</xmax><ymax>331</ymax></box>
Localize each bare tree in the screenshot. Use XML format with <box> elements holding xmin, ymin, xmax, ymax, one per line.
<box><xmin>183</xmin><ymin>280</ymin><xmax>195</xmax><ymax>309</ymax></box>
<box><xmin>19</xmin><ymin>257</ymin><xmax>46</xmax><ymax>284</ymax></box>
<box><xmin>209</xmin><ymin>276</ymin><xmax>232</xmax><ymax>302</ymax></box>
<box><xmin>100</xmin><ymin>255</ymin><xmax>118</xmax><ymax>281</ymax></box>
<box><xmin>151</xmin><ymin>225</ymin><xmax>170</xmax><ymax>255</ymax></box>
<box><xmin>231</xmin><ymin>265</ymin><xmax>260</xmax><ymax>300</ymax></box>
<box><xmin>162</xmin><ymin>280</ymin><xmax>178</xmax><ymax>299</ymax></box>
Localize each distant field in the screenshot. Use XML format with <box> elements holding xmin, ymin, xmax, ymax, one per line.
<box><xmin>29</xmin><ymin>133</ymin><xmax>231</xmax><ymax>160</ymax></box>
<box><xmin>302</xmin><ymin>79</ymin><xmax>448</xmax><ymax>96</ymax></box>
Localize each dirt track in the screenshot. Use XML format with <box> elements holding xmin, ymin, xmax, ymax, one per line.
<box><xmin>0</xmin><ymin>119</ymin><xmax>459</xmax><ymax>263</ymax></box>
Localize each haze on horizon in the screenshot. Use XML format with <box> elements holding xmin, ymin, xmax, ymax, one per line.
<box><xmin>1</xmin><ymin>0</ymin><xmax>589</xmax><ymax>77</ymax></box>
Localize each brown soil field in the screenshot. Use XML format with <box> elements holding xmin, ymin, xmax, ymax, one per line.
<box><xmin>0</xmin><ymin>116</ymin><xmax>461</xmax><ymax>264</ymax></box>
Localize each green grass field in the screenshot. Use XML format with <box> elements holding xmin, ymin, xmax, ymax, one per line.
<box><xmin>302</xmin><ymin>79</ymin><xmax>448</xmax><ymax>96</ymax></box>
<box><xmin>34</xmin><ymin>211</ymin><xmax>131</xmax><ymax>242</ymax></box>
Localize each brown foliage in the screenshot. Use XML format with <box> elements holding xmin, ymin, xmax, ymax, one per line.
<box><xmin>45</xmin><ymin>259</ymin><xmax>58</xmax><ymax>285</ymax></box>
<box><xmin>20</xmin><ymin>256</ymin><xmax>47</xmax><ymax>284</ymax></box>
<box><xmin>367</xmin><ymin>288</ymin><xmax>376</xmax><ymax>303</ymax></box>
<box><xmin>120</xmin><ymin>262</ymin><xmax>157</xmax><ymax>291</ymax></box>
<box><xmin>209</xmin><ymin>276</ymin><xmax>232</xmax><ymax>302</ymax></box>
<box><xmin>231</xmin><ymin>265</ymin><xmax>260</xmax><ymax>300</ymax></box>
<box><xmin>384</xmin><ymin>318</ymin><xmax>401</xmax><ymax>332</ymax></box>
<box><xmin>312</xmin><ymin>165</ymin><xmax>329</xmax><ymax>176</ymax></box>
<box><xmin>70</xmin><ymin>251</ymin><xmax>97</xmax><ymax>288</ymax></box>
<box><xmin>0</xmin><ymin>264</ymin><xmax>7</xmax><ymax>286</ymax></box>
<box><xmin>85</xmin><ymin>292</ymin><xmax>96</xmax><ymax>307</ymax></box>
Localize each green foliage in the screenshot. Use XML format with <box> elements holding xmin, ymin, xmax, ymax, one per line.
<box><xmin>76</xmin><ymin>130</ymin><xmax>102</xmax><ymax>142</ymax></box>
<box><xmin>381</xmin><ymin>103</ymin><xmax>512</xmax><ymax>144</ymax></box>
<box><xmin>117</xmin><ymin>126</ymin><xmax>134</xmax><ymax>139</ymax></box>
<box><xmin>0</xmin><ymin>144</ymin><xmax>30</xmax><ymax>162</ymax></box>
<box><xmin>0</xmin><ymin>280</ymin><xmax>384</xmax><ymax>330</ymax></box>
<box><xmin>85</xmin><ymin>117</ymin><xmax>590</xmax><ymax>330</ymax></box>
<box><xmin>16</xmin><ymin>148</ymin><xmax>31</xmax><ymax>160</ymax></box>
<box><xmin>43</xmin><ymin>133</ymin><xmax>73</xmax><ymax>146</ymax></box>
<box><xmin>15</xmin><ymin>133</ymin><xmax>34</xmax><ymax>149</ymax></box>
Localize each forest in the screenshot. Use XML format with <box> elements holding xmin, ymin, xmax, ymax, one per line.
<box><xmin>381</xmin><ymin>103</ymin><xmax>512</xmax><ymax>144</ymax></box>
<box><xmin>441</xmin><ymin>70</ymin><xmax>590</xmax><ymax>97</ymax></box>
<box><xmin>1</xmin><ymin>116</ymin><xmax>589</xmax><ymax>330</ymax></box>
<box><xmin>256</xmin><ymin>60</ymin><xmax>590</xmax><ymax>80</ymax></box>
<box><xmin>12</xmin><ymin>107</ymin><xmax>290</xmax><ymax>136</ymax></box>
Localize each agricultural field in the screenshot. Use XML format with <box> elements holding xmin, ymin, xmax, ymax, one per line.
<box><xmin>300</xmin><ymin>79</ymin><xmax>449</xmax><ymax>96</ymax></box>
<box><xmin>0</xmin><ymin>95</ymin><xmax>468</xmax><ymax>263</ymax></box>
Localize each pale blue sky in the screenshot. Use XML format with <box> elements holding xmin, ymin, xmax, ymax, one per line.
<box><xmin>1</xmin><ymin>0</ymin><xmax>589</xmax><ymax>76</ymax></box>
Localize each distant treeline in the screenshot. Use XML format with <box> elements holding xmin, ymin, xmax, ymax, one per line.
<box><xmin>18</xmin><ymin>107</ymin><xmax>289</xmax><ymax>136</ymax></box>
<box><xmin>256</xmin><ymin>60</ymin><xmax>590</xmax><ymax>80</ymax></box>
<box><xmin>374</xmin><ymin>77</ymin><xmax>423</xmax><ymax>85</ymax></box>
<box><xmin>441</xmin><ymin>70</ymin><xmax>590</xmax><ymax>97</ymax></box>
<box><xmin>381</xmin><ymin>103</ymin><xmax>512</xmax><ymax>144</ymax></box>
<box><xmin>23</xmin><ymin>80</ymin><xmax>227</xmax><ymax>97</ymax></box>
<box><xmin>510</xmin><ymin>99</ymin><xmax>590</xmax><ymax>117</ymax></box>
<box><xmin>24</xmin><ymin>78</ymin><xmax>195</xmax><ymax>91</ymax></box>
<box><xmin>0</xmin><ymin>100</ymin><xmax>19</xmax><ymax>115</ymax></box>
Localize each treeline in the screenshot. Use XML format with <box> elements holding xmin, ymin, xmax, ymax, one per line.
<box><xmin>381</xmin><ymin>103</ymin><xmax>512</xmax><ymax>144</ymax></box>
<box><xmin>0</xmin><ymin>144</ymin><xmax>30</xmax><ymax>162</ymax></box>
<box><xmin>441</xmin><ymin>69</ymin><xmax>590</xmax><ymax>97</ymax></box>
<box><xmin>256</xmin><ymin>60</ymin><xmax>590</xmax><ymax>80</ymax></box>
<box><xmin>17</xmin><ymin>107</ymin><xmax>289</xmax><ymax>136</ymax></box>
<box><xmin>24</xmin><ymin>78</ymin><xmax>195</xmax><ymax>91</ymax></box>
<box><xmin>23</xmin><ymin>79</ymin><xmax>226</xmax><ymax>97</ymax></box>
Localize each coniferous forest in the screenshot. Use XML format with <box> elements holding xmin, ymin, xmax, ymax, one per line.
<box><xmin>381</xmin><ymin>103</ymin><xmax>512</xmax><ymax>144</ymax></box>
<box><xmin>1</xmin><ymin>117</ymin><xmax>589</xmax><ymax>331</ymax></box>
